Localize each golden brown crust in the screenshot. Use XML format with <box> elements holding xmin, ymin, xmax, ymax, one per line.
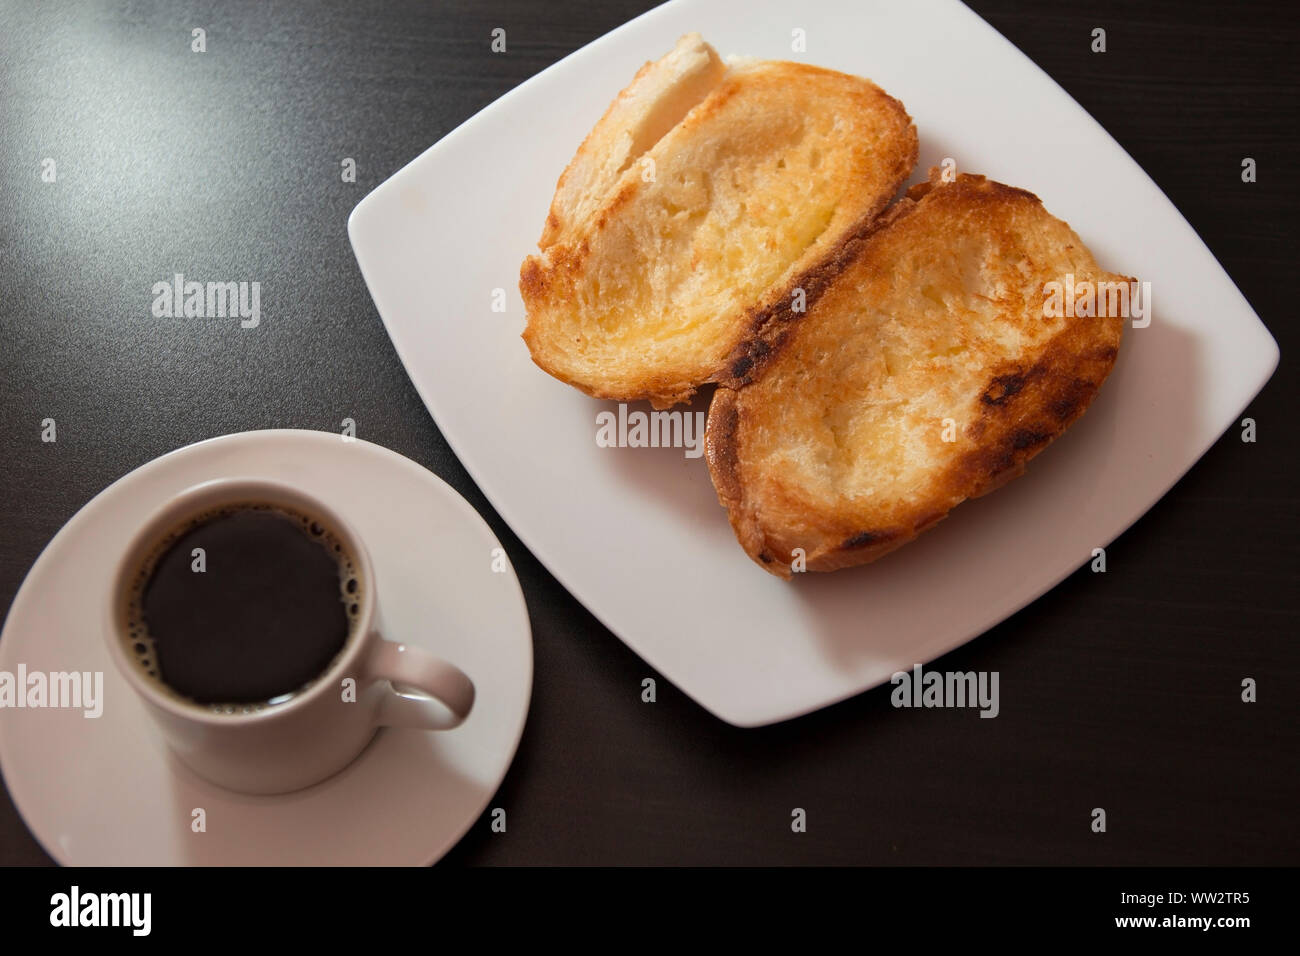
<box><xmin>705</xmin><ymin>172</ymin><xmax>1129</xmax><ymax>577</ymax></box>
<box><xmin>954</xmin><ymin>326</ymin><xmax>1120</xmax><ymax>500</ymax></box>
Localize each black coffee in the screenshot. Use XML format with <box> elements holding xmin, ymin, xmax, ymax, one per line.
<box><xmin>125</xmin><ymin>503</ymin><xmax>361</xmax><ymax>709</ymax></box>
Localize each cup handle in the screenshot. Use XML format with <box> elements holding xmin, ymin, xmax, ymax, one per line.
<box><xmin>366</xmin><ymin>638</ymin><xmax>475</xmax><ymax>730</ymax></box>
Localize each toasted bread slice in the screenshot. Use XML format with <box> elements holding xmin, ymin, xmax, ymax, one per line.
<box><xmin>706</xmin><ymin>172</ymin><xmax>1129</xmax><ymax>576</ymax></box>
<box><xmin>521</xmin><ymin>36</ymin><xmax>918</xmax><ymax>408</ymax></box>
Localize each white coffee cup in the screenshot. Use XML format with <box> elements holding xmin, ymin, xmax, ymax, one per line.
<box><xmin>104</xmin><ymin>477</ymin><xmax>475</xmax><ymax>794</ymax></box>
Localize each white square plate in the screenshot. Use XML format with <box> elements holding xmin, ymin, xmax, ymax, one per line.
<box><xmin>349</xmin><ymin>0</ymin><xmax>1278</xmax><ymax>726</ymax></box>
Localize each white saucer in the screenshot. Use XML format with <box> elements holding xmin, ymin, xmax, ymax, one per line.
<box><xmin>0</xmin><ymin>430</ymin><xmax>532</xmax><ymax>865</ymax></box>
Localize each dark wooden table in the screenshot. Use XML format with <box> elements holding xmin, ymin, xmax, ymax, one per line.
<box><xmin>1</xmin><ymin>0</ymin><xmax>1295</xmax><ymax>866</ymax></box>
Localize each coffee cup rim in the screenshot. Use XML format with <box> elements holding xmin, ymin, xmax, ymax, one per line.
<box><xmin>105</xmin><ymin>476</ymin><xmax>377</xmax><ymax>725</ymax></box>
